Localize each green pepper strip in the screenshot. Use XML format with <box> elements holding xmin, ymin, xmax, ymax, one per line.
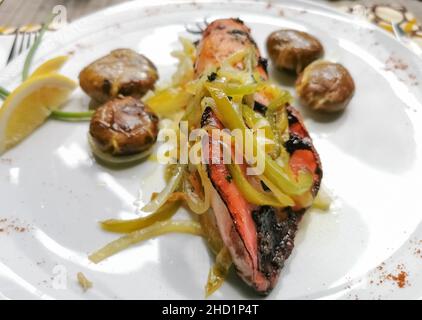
<box><xmin>242</xmin><ymin>104</ymin><xmax>274</xmax><ymax>141</ymax></box>
<box><xmin>228</xmin><ymin>163</ymin><xmax>294</xmax><ymax>207</ymax></box>
<box><xmin>206</xmin><ymin>84</ymin><xmax>312</xmax><ymax>196</ymax></box>
<box><xmin>264</xmin><ymin>157</ymin><xmax>313</xmax><ymax>196</ymax></box>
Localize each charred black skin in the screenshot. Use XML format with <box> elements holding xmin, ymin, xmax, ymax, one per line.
<box><xmin>252</xmin><ymin>206</ymin><xmax>300</xmax><ymax>288</ymax></box>
<box><xmin>254</xmin><ymin>100</ymin><xmax>268</xmax><ymax>114</ymax></box>
<box><xmin>284</xmin><ymin>134</ymin><xmax>312</xmax><ymax>154</ymax></box>
<box><xmin>201</xmin><ymin>106</ymin><xmax>217</xmax><ymax>128</ymax></box>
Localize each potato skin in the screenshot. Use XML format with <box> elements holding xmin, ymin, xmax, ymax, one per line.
<box><xmin>79</xmin><ymin>49</ymin><xmax>158</xmax><ymax>104</ymax></box>
<box><xmin>89</xmin><ymin>96</ymin><xmax>158</xmax><ymax>156</ymax></box>
<box><xmin>266</xmin><ymin>30</ymin><xmax>323</xmax><ymax>74</ymax></box>
<box><xmin>295</xmin><ymin>60</ymin><xmax>355</xmax><ymax>112</ymax></box>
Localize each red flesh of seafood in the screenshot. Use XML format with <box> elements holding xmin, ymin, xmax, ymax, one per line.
<box><xmin>197</xmin><ymin>18</ymin><xmax>322</xmax><ymax>294</ymax></box>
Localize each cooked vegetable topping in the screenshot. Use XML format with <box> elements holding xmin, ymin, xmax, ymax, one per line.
<box><xmin>92</xmin><ymin>33</ymin><xmax>325</xmax><ymax>296</ymax></box>
<box><xmin>205</xmin><ymin>247</ymin><xmax>232</xmax><ymax>297</ymax></box>
<box><xmin>77</xmin><ymin>272</ymin><xmax>93</xmax><ymax>292</ymax></box>
<box><xmin>89</xmin><ymin>220</ymin><xmax>203</xmax><ymax>263</ymax></box>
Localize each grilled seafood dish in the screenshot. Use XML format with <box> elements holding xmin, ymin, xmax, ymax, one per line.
<box><xmin>90</xmin><ymin>18</ymin><xmax>327</xmax><ymax>297</ymax></box>
<box><xmin>197</xmin><ymin>19</ymin><xmax>322</xmax><ymax>294</ymax></box>
<box><xmin>79</xmin><ymin>48</ymin><xmax>158</xmax><ymax>104</ymax></box>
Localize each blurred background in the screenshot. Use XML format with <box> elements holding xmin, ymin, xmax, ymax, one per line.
<box><xmin>0</xmin><ymin>0</ymin><xmax>421</xmax><ymax>65</ymax></box>
<box><xmin>0</xmin><ymin>0</ymin><xmax>421</xmax><ymax>26</ymax></box>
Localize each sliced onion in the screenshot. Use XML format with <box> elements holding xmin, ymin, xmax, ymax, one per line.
<box><xmin>89</xmin><ymin>220</ymin><xmax>203</xmax><ymax>264</ymax></box>
<box><xmin>205</xmin><ymin>247</ymin><xmax>232</xmax><ymax>297</ymax></box>
<box><xmin>145</xmin><ymin>87</ymin><xmax>191</xmax><ymax>117</ymax></box>
<box><xmin>141</xmin><ymin>165</ymin><xmax>184</xmax><ymax>212</ymax></box>
<box><xmin>88</xmin><ymin>134</ymin><xmax>152</xmax><ymax>166</ymax></box>
<box><xmin>183</xmin><ymin>164</ymin><xmax>212</xmax><ymax>214</ymax></box>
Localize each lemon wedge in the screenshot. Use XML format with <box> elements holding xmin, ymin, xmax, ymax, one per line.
<box><xmin>29</xmin><ymin>55</ymin><xmax>69</xmax><ymax>79</ymax></box>
<box><xmin>0</xmin><ymin>73</ymin><xmax>77</xmax><ymax>155</ymax></box>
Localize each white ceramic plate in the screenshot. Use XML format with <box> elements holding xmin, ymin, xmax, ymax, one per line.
<box><xmin>1</xmin><ymin>0</ymin><xmax>422</xmax><ymax>300</ymax></box>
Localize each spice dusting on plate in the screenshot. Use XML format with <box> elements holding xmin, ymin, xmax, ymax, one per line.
<box><xmin>384</xmin><ymin>55</ymin><xmax>419</xmax><ymax>86</ymax></box>
<box><xmin>385</xmin><ymin>55</ymin><xmax>409</xmax><ymax>71</ymax></box>
<box><xmin>373</xmin><ymin>263</ymin><xmax>410</xmax><ymax>288</ymax></box>
<box><xmin>386</xmin><ymin>270</ymin><xmax>408</xmax><ymax>289</ymax></box>
<box><xmin>0</xmin><ymin>218</ymin><xmax>31</xmax><ymax>234</ymax></box>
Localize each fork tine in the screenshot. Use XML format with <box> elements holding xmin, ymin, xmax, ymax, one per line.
<box><xmin>6</xmin><ymin>31</ymin><xmax>20</xmax><ymax>64</ymax></box>
<box><xmin>34</xmin><ymin>31</ymin><xmax>39</xmax><ymax>43</ymax></box>
<box><xmin>26</xmin><ymin>32</ymin><xmax>33</xmax><ymax>49</ymax></box>
<box><xmin>18</xmin><ymin>31</ymin><xmax>27</xmax><ymax>55</ymax></box>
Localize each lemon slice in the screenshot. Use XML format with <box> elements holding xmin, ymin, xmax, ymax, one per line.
<box><xmin>29</xmin><ymin>55</ymin><xmax>69</xmax><ymax>79</ymax></box>
<box><xmin>0</xmin><ymin>73</ymin><xmax>77</xmax><ymax>155</ymax></box>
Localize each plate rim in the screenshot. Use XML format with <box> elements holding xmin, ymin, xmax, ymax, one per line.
<box><xmin>1</xmin><ymin>0</ymin><xmax>422</xmax><ymax>300</ymax></box>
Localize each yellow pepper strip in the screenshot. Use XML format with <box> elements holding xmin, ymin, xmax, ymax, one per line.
<box><xmin>206</xmin><ymin>84</ymin><xmax>246</xmax><ymax>130</ymax></box>
<box><xmin>259</xmin><ymin>174</ymin><xmax>295</xmax><ymax>206</ymax></box>
<box><xmin>242</xmin><ymin>104</ymin><xmax>275</xmax><ymax>154</ymax></box>
<box><xmin>182</xmin><ymin>75</ymin><xmax>208</xmax><ymax>126</ymax></box>
<box><xmin>267</xmin><ymin>106</ymin><xmax>289</xmax><ymax>141</ymax></box>
<box><xmin>242</xmin><ymin>104</ymin><xmax>274</xmax><ymax>139</ymax></box>
<box><xmin>222</xmin><ymin>48</ymin><xmax>249</xmax><ymax>68</ymax></box>
<box><xmin>100</xmin><ymin>200</ymin><xmax>181</xmax><ymax>234</ymax></box>
<box><xmin>196</xmin><ymin>163</ymin><xmax>212</xmax><ymax>211</ymax></box>
<box><xmin>267</xmin><ymin>90</ymin><xmax>292</xmax><ymax>111</ymax></box>
<box><xmin>216</xmin><ymin>69</ymin><xmax>252</xmax><ymax>85</ymax></box>
<box><xmin>77</xmin><ymin>272</ymin><xmax>93</xmax><ymax>292</ymax></box>
<box><xmin>145</xmin><ymin>87</ymin><xmax>191</xmax><ymax>117</ymax></box>
<box><xmin>89</xmin><ymin>220</ymin><xmax>203</xmax><ymax>264</ymax></box>
<box><xmin>209</xmin><ymin>81</ymin><xmax>259</xmax><ymax>96</ymax></box>
<box><xmin>264</xmin><ymin>156</ymin><xmax>313</xmax><ymax>196</ymax></box>
<box><xmin>266</xmin><ymin>105</ymin><xmax>290</xmax><ymax>161</ymax></box>
<box><xmin>228</xmin><ymin>163</ymin><xmax>294</xmax><ymax>207</ymax></box>
<box><xmin>205</xmin><ymin>247</ymin><xmax>232</xmax><ymax>297</ymax></box>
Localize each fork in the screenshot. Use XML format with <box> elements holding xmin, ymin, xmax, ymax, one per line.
<box><xmin>391</xmin><ymin>22</ymin><xmax>422</xmax><ymax>58</ymax></box>
<box><xmin>6</xmin><ymin>29</ymin><xmax>40</xmax><ymax>64</ymax></box>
